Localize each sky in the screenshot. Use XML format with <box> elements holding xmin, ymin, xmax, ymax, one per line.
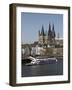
<box><xmin>21</xmin><ymin>12</ymin><xmax>63</xmax><ymax>44</ymax></box>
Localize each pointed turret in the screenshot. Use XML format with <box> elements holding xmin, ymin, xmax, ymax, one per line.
<box><xmin>48</xmin><ymin>23</ymin><xmax>52</xmax><ymax>38</ymax></box>
<box><xmin>41</xmin><ymin>25</ymin><xmax>45</xmax><ymax>36</ymax></box>
<box><xmin>49</xmin><ymin>23</ymin><xmax>51</xmax><ymax>31</ymax></box>
<box><xmin>52</xmin><ymin>24</ymin><xmax>55</xmax><ymax>38</ymax></box>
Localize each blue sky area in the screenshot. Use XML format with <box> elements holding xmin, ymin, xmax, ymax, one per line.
<box><xmin>21</xmin><ymin>12</ymin><xmax>63</xmax><ymax>44</ymax></box>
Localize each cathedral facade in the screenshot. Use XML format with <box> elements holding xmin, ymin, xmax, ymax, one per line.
<box><xmin>38</xmin><ymin>24</ymin><xmax>56</xmax><ymax>47</ymax></box>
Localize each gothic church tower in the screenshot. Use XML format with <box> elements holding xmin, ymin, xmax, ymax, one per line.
<box><xmin>38</xmin><ymin>23</ymin><xmax>56</xmax><ymax>47</ymax></box>
<box><xmin>38</xmin><ymin>25</ymin><xmax>45</xmax><ymax>45</ymax></box>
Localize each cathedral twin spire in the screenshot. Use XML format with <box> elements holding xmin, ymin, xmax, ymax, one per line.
<box><xmin>41</xmin><ymin>25</ymin><xmax>45</xmax><ymax>36</ymax></box>
<box><xmin>39</xmin><ymin>23</ymin><xmax>56</xmax><ymax>39</ymax></box>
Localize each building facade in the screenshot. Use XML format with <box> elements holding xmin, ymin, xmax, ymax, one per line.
<box><xmin>22</xmin><ymin>23</ymin><xmax>63</xmax><ymax>57</ymax></box>
<box><xmin>38</xmin><ymin>24</ymin><xmax>56</xmax><ymax>47</ymax></box>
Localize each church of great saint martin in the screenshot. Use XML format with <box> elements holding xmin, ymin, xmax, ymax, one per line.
<box><xmin>22</xmin><ymin>23</ymin><xmax>63</xmax><ymax>57</ymax></box>
<box><xmin>38</xmin><ymin>23</ymin><xmax>56</xmax><ymax>47</ymax></box>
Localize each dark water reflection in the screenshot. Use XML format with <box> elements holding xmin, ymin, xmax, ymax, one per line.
<box><xmin>22</xmin><ymin>60</ymin><xmax>63</xmax><ymax>77</ymax></box>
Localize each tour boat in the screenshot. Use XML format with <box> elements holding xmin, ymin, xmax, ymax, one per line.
<box><xmin>25</xmin><ymin>56</ymin><xmax>58</xmax><ymax>66</ymax></box>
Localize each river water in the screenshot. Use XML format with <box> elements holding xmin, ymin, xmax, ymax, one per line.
<box><xmin>22</xmin><ymin>59</ymin><xmax>63</xmax><ymax>77</ymax></box>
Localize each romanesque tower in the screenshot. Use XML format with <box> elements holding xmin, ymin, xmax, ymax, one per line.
<box><xmin>44</xmin><ymin>30</ymin><xmax>48</xmax><ymax>45</ymax></box>
<box><xmin>38</xmin><ymin>23</ymin><xmax>56</xmax><ymax>47</ymax></box>
<box><xmin>51</xmin><ymin>24</ymin><xmax>56</xmax><ymax>44</ymax></box>
<box><xmin>48</xmin><ymin>23</ymin><xmax>52</xmax><ymax>45</ymax></box>
<box><xmin>38</xmin><ymin>25</ymin><xmax>45</xmax><ymax>45</ymax></box>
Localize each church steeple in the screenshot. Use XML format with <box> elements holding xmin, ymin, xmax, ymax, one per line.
<box><xmin>48</xmin><ymin>23</ymin><xmax>52</xmax><ymax>38</ymax></box>
<box><xmin>49</xmin><ymin>23</ymin><xmax>51</xmax><ymax>31</ymax></box>
<box><xmin>52</xmin><ymin>24</ymin><xmax>55</xmax><ymax>38</ymax></box>
<box><xmin>52</xmin><ymin>24</ymin><xmax>54</xmax><ymax>30</ymax></box>
<box><xmin>38</xmin><ymin>24</ymin><xmax>56</xmax><ymax>46</ymax></box>
<box><xmin>41</xmin><ymin>25</ymin><xmax>45</xmax><ymax>36</ymax></box>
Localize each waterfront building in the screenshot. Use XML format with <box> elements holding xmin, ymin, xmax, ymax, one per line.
<box><xmin>22</xmin><ymin>23</ymin><xmax>63</xmax><ymax>57</ymax></box>
<box><xmin>38</xmin><ymin>23</ymin><xmax>56</xmax><ymax>47</ymax></box>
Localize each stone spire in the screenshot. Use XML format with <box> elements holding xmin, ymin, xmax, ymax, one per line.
<box><xmin>41</xmin><ymin>25</ymin><xmax>45</xmax><ymax>36</ymax></box>
<box><xmin>48</xmin><ymin>23</ymin><xmax>52</xmax><ymax>38</ymax></box>
<box><xmin>52</xmin><ymin>24</ymin><xmax>55</xmax><ymax>38</ymax></box>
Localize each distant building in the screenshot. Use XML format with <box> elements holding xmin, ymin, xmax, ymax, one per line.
<box><xmin>22</xmin><ymin>45</ymin><xmax>31</xmax><ymax>57</ymax></box>
<box><xmin>31</xmin><ymin>46</ymin><xmax>36</xmax><ymax>56</ymax></box>
<box><xmin>22</xmin><ymin>23</ymin><xmax>63</xmax><ymax>57</ymax></box>
<box><xmin>55</xmin><ymin>38</ymin><xmax>63</xmax><ymax>47</ymax></box>
<box><xmin>35</xmin><ymin>45</ymin><xmax>45</xmax><ymax>55</ymax></box>
<box><xmin>38</xmin><ymin>24</ymin><xmax>56</xmax><ymax>47</ymax></box>
<box><xmin>31</xmin><ymin>45</ymin><xmax>45</xmax><ymax>56</ymax></box>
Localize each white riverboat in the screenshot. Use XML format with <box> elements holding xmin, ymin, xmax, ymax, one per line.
<box><xmin>25</xmin><ymin>56</ymin><xmax>58</xmax><ymax>66</ymax></box>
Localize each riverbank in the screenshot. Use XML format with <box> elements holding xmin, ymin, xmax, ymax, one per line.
<box><xmin>22</xmin><ymin>59</ymin><xmax>63</xmax><ymax>77</ymax></box>
<box><xmin>22</xmin><ymin>55</ymin><xmax>63</xmax><ymax>65</ymax></box>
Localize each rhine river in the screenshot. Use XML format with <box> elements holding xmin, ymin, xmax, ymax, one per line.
<box><xmin>22</xmin><ymin>59</ymin><xmax>63</xmax><ymax>77</ymax></box>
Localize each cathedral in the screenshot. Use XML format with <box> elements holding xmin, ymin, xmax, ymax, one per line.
<box><xmin>38</xmin><ymin>23</ymin><xmax>56</xmax><ymax>47</ymax></box>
